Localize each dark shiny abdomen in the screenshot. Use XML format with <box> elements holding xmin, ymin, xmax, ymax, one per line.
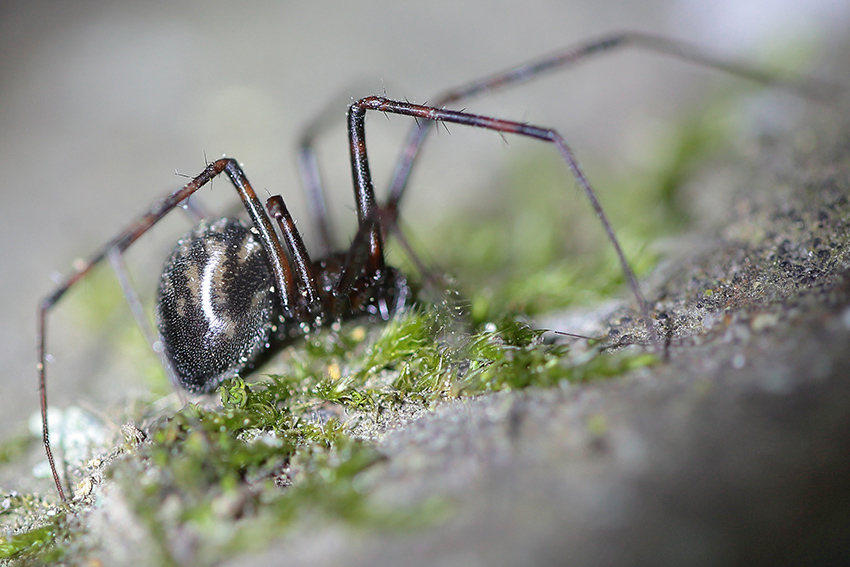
<box><xmin>156</xmin><ymin>218</ymin><xmax>278</xmax><ymax>393</ymax></box>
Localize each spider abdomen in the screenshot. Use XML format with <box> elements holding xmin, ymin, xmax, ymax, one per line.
<box><xmin>156</xmin><ymin>217</ymin><xmax>279</xmax><ymax>393</ymax></box>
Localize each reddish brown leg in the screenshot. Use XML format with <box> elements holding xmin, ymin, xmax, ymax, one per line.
<box><xmin>348</xmin><ymin>95</ymin><xmax>660</xmax><ymax>350</ymax></box>
<box><xmin>297</xmin><ymin>120</ymin><xmax>336</xmax><ymax>255</ymax></box>
<box><xmin>347</xmin><ymin>107</ymin><xmax>387</xmax><ymax>278</ymax></box>
<box><xmin>384</xmin><ymin>30</ymin><xmax>837</xmax><ymax>217</ymax></box>
<box><xmin>38</xmin><ymin>158</ymin><xmax>297</xmax><ymax>501</ymax></box>
<box><xmin>266</xmin><ymin>195</ymin><xmax>323</xmax><ymax>321</ymax></box>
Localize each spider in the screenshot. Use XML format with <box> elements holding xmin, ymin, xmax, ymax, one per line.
<box><xmin>37</xmin><ymin>32</ymin><xmax>830</xmax><ymax>501</ymax></box>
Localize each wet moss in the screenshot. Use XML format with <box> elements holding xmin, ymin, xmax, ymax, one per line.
<box><xmin>0</xmin><ymin>494</ymin><xmax>71</xmax><ymax>564</ymax></box>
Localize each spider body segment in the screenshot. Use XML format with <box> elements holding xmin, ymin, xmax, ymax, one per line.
<box><xmin>157</xmin><ymin>218</ymin><xmax>279</xmax><ymax>392</ymax></box>
<box><xmin>157</xmin><ymin>194</ymin><xmax>410</xmax><ymax>394</ymax></box>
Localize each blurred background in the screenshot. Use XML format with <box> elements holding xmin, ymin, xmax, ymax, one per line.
<box><xmin>1</xmin><ymin>0</ymin><xmax>848</xmax><ymax>442</ymax></box>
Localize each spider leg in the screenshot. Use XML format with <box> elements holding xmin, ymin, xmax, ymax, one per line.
<box><xmin>333</xmin><ymin>209</ymin><xmax>379</xmax><ymax>299</ymax></box>
<box><xmin>331</xmin><ymin>207</ymin><xmax>410</xmax><ymax>321</ymax></box>
<box><xmin>350</xmin><ymin>96</ymin><xmax>659</xmax><ymax>351</ymax></box>
<box><xmin>105</xmin><ymin>248</ymin><xmax>184</xmax><ymax>390</ymax></box>
<box><xmin>180</xmin><ymin>195</ymin><xmax>208</xmax><ymax>223</ymax></box>
<box><xmin>347</xmin><ymin>106</ymin><xmax>387</xmax><ymax>278</ymax></box>
<box><xmin>295</xmin><ymin>89</ymin><xmax>377</xmax><ymax>255</ymax></box>
<box><xmin>384</xmin><ymin>30</ymin><xmax>840</xmax><ymax>219</ymax></box>
<box><xmin>381</xmin><ymin>211</ymin><xmax>449</xmax><ymax>290</ymax></box>
<box><xmin>265</xmin><ymin>195</ymin><xmax>323</xmax><ymax>322</ymax></box>
<box><xmin>106</xmin><ymin>247</ymin><xmax>155</xmax><ymax>347</ymax></box>
<box><xmin>38</xmin><ymin>157</ymin><xmax>298</xmax><ymax>501</ymax></box>
<box><xmin>297</xmin><ymin>120</ymin><xmax>335</xmax><ymax>255</ymax></box>
<box><xmin>297</xmin><ymin>93</ymin><xmax>441</xmax><ymax>288</ymax></box>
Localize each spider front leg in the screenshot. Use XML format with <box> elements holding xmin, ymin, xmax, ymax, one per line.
<box><xmin>348</xmin><ymin>96</ymin><xmax>660</xmax><ymax>350</ymax></box>
<box><xmin>38</xmin><ymin>158</ymin><xmax>300</xmax><ymax>501</ymax></box>
<box><xmin>265</xmin><ymin>195</ymin><xmax>324</xmax><ymax>322</ymax></box>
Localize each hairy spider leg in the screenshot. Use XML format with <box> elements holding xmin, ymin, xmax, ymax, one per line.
<box><xmin>384</xmin><ymin>30</ymin><xmax>838</xmax><ymax>216</ymax></box>
<box><xmin>297</xmin><ymin>105</ymin><xmax>446</xmax><ymax>293</ymax></box>
<box><xmin>38</xmin><ymin>158</ymin><xmax>300</xmax><ymax>501</ymax></box>
<box><xmin>365</xmin><ymin>33</ymin><xmax>839</xmax><ymax>350</ymax></box>
<box><xmin>347</xmin><ymin>106</ymin><xmax>388</xmax><ymax>279</ymax></box>
<box><xmin>296</xmin><ymin>32</ymin><xmax>836</xmax><ymax>341</ymax></box>
<box><xmin>348</xmin><ymin>95</ymin><xmax>659</xmax><ymax>350</ymax></box>
<box><xmin>295</xmin><ymin>32</ymin><xmax>835</xmax><ymax>236</ymax></box>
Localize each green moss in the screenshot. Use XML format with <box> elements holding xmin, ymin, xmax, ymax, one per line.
<box><xmin>0</xmin><ymin>494</ymin><xmax>71</xmax><ymax>564</ymax></box>
<box><xmin>0</xmin><ymin>520</ymin><xmax>65</xmax><ymax>563</ymax></box>
<box><xmin>101</xmin><ymin>364</ymin><xmax>446</xmax><ymax>562</ymax></box>
<box><xmin>5</xmin><ymin>309</ymin><xmax>644</xmax><ymax>563</ymax></box>
<box><xmin>3</xmin><ymin>306</ymin><xmax>636</xmax><ymax>563</ymax></box>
